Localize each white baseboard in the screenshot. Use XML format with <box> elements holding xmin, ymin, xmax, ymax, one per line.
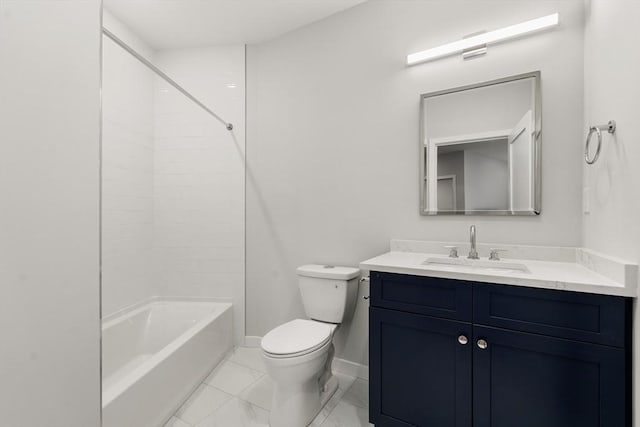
<box><xmin>244</xmin><ymin>336</ymin><xmax>262</xmax><ymax>347</ymax></box>
<box><xmin>332</xmin><ymin>357</ymin><xmax>369</xmax><ymax>381</ymax></box>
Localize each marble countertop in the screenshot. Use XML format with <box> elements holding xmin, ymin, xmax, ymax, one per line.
<box><xmin>360</xmin><ymin>246</ymin><xmax>637</xmax><ymax>297</ymax></box>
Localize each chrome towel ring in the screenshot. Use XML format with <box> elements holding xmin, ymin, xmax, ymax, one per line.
<box><xmin>585</xmin><ymin>120</ymin><xmax>616</xmax><ymax>165</ymax></box>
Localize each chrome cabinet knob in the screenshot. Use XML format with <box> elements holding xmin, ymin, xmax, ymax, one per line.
<box><xmin>458</xmin><ymin>335</ymin><xmax>468</xmax><ymax>345</ymax></box>
<box><xmin>477</xmin><ymin>339</ymin><xmax>488</xmax><ymax>350</ymax></box>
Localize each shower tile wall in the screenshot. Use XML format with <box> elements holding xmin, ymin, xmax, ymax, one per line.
<box><xmin>153</xmin><ymin>46</ymin><xmax>246</xmax><ymax>344</ymax></box>
<box><xmin>102</xmin><ymin>11</ymin><xmax>246</xmax><ymax>342</ymax></box>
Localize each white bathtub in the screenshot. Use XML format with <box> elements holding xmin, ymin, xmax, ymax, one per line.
<box><xmin>102</xmin><ymin>300</ymin><xmax>233</xmax><ymax>427</ymax></box>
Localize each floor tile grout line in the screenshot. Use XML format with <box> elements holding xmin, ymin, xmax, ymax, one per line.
<box><xmin>226</xmin><ymin>354</ymin><xmax>267</xmax><ymax>373</ymax></box>
<box><xmin>174</xmin><ymin>416</ymin><xmax>194</xmax><ymax>427</ymax></box>
<box><xmin>238</xmin><ymin>394</ymin><xmax>271</xmax><ymax>412</ymax></box>
<box><xmin>175</xmin><ymin>382</ymin><xmax>235</xmax><ymax>427</ymax></box>
<box><xmin>212</xmin><ymin>372</ymin><xmax>265</xmax><ymax>400</ymax></box>
<box><xmin>193</xmin><ymin>391</ymin><xmax>259</xmax><ymax>427</ymax></box>
<box><xmin>201</xmin><ymin>357</ymin><xmax>266</xmax><ymax>401</ymax></box>
<box><xmin>237</xmin><ymin>395</ymin><xmax>270</xmax><ymax>413</ymax></box>
<box><xmin>218</xmin><ymin>357</ymin><xmax>263</xmax><ymax>373</ymax></box>
<box><xmin>202</xmin><ymin>381</ymin><xmax>235</xmax><ymax>397</ymax></box>
<box><xmin>209</xmin><ymin>365</ymin><xmax>265</xmax><ymax>396</ymax></box>
<box><xmin>233</xmin><ymin>372</ymin><xmax>266</xmax><ymax>398</ymax></box>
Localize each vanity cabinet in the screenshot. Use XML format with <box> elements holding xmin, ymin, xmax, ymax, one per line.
<box><xmin>369</xmin><ymin>272</ymin><xmax>631</xmax><ymax>427</ymax></box>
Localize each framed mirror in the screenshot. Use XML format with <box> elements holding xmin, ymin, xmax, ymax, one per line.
<box><xmin>420</xmin><ymin>71</ymin><xmax>541</xmax><ymax>215</ymax></box>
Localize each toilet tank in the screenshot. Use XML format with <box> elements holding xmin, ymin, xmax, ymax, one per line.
<box><xmin>297</xmin><ymin>265</ymin><xmax>361</xmax><ymax>324</ymax></box>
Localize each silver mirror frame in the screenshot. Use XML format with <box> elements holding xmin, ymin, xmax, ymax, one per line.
<box><xmin>419</xmin><ymin>71</ymin><xmax>542</xmax><ymax>216</ymax></box>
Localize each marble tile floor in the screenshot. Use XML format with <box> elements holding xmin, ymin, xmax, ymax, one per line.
<box><xmin>163</xmin><ymin>346</ymin><xmax>373</xmax><ymax>427</ymax></box>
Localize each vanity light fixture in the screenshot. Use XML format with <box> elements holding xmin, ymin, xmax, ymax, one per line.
<box><xmin>407</xmin><ymin>13</ymin><xmax>559</xmax><ymax>66</ymax></box>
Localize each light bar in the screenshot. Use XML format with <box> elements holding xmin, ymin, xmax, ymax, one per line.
<box><xmin>407</xmin><ymin>13</ymin><xmax>559</xmax><ymax>66</ymax></box>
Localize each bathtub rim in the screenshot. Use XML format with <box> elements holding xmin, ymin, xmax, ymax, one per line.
<box><xmin>102</xmin><ymin>297</ymin><xmax>232</xmax><ymax>407</ymax></box>
<box><xmin>102</xmin><ymin>295</ymin><xmax>232</xmax><ymax>324</ymax></box>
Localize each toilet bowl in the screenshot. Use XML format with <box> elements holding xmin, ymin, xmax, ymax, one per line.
<box><xmin>260</xmin><ymin>265</ymin><xmax>360</xmax><ymax>427</ymax></box>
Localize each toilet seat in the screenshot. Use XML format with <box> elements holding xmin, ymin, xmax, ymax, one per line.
<box><xmin>261</xmin><ymin>319</ymin><xmax>336</xmax><ymax>359</ymax></box>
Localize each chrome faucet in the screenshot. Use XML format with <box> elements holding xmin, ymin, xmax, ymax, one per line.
<box><xmin>468</xmin><ymin>225</ymin><xmax>479</xmax><ymax>259</ymax></box>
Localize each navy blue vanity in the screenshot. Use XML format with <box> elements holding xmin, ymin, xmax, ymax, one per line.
<box><xmin>369</xmin><ymin>271</ymin><xmax>632</xmax><ymax>427</ymax></box>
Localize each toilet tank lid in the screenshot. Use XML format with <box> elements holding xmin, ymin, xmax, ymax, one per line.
<box><xmin>297</xmin><ymin>264</ymin><xmax>360</xmax><ymax>280</ymax></box>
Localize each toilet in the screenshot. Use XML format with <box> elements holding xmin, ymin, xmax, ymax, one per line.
<box><xmin>260</xmin><ymin>264</ymin><xmax>360</xmax><ymax>427</ymax></box>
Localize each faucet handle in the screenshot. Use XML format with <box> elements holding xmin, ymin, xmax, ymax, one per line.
<box><xmin>489</xmin><ymin>248</ymin><xmax>507</xmax><ymax>261</ymax></box>
<box><xmin>444</xmin><ymin>245</ymin><xmax>459</xmax><ymax>258</ymax></box>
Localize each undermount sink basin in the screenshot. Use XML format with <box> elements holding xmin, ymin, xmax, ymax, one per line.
<box><xmin>422</xmin><ymin>257</ymin><xmax>530</xmax><ymax>274</ymax></box>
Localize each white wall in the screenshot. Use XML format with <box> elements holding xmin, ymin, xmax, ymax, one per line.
<box><xmin>582</xmin><ymin>0</ymin><xmax>640</xmax><ymax>424</ymax></box>
<box><xmin>153</xmin><ymin>46</ymin><xmax>246</xmax><ymax>344</ymax></box>
<box><xmin>0</xmin><ymin>1</ymin><xmax>101</xmax><ymax>426</ymax></box>
<box><xmin>583</xmin><ymin>0</ymin><xmax>640</xmax><ymax>259</ymax></box>
<box><xmin>102</xmin><ymin>10</ymin><xmax>156</xmax><ymax>315</ymax></box>
<box><xmin>247</xmin><ymin>0</ymin><xmax>585</xmax><ymax>365</ymax></box>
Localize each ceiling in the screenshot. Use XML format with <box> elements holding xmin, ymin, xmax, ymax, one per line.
<box><xmin>104</xmin><ymin>0</ymin><xmax>367</xmax><ymax>50</ymax></box>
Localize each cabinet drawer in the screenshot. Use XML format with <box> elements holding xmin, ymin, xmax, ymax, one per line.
<box><xmin>474</xmin><ymin>284</ymin><xmax>630</xmax><ymax>347</ymax></box>
<box><xmin>371</xmin><ymin>271</ymin><xmax>472</xmax><ymax>321</ymax></box>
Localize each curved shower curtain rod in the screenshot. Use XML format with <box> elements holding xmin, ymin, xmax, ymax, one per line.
<box><xmin>102</xmin><ymin>27</ymin><xmax>234</xmax><ymax>131</ymax></box>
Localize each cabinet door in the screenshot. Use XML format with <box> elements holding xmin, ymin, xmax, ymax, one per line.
<box><xmin>370</xmin><ymin>307</ymin><xmax>472</xmax><ymax>427</ymax></box>
<box><xmin>473</xmin><ymin>325</ymin><xmax>628</xmax><ymax>427</ymax></box>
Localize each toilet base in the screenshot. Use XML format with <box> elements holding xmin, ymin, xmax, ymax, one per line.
<box><xmin>269</xmin><ymin>374</ymin><xmax>339</xmax><ymax>427</ymax></box>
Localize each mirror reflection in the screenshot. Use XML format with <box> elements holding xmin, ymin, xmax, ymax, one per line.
<box><xmin>420</xmin><ymin>72</ymin><xmax>541</xmax><ymax>215</ymax></box>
